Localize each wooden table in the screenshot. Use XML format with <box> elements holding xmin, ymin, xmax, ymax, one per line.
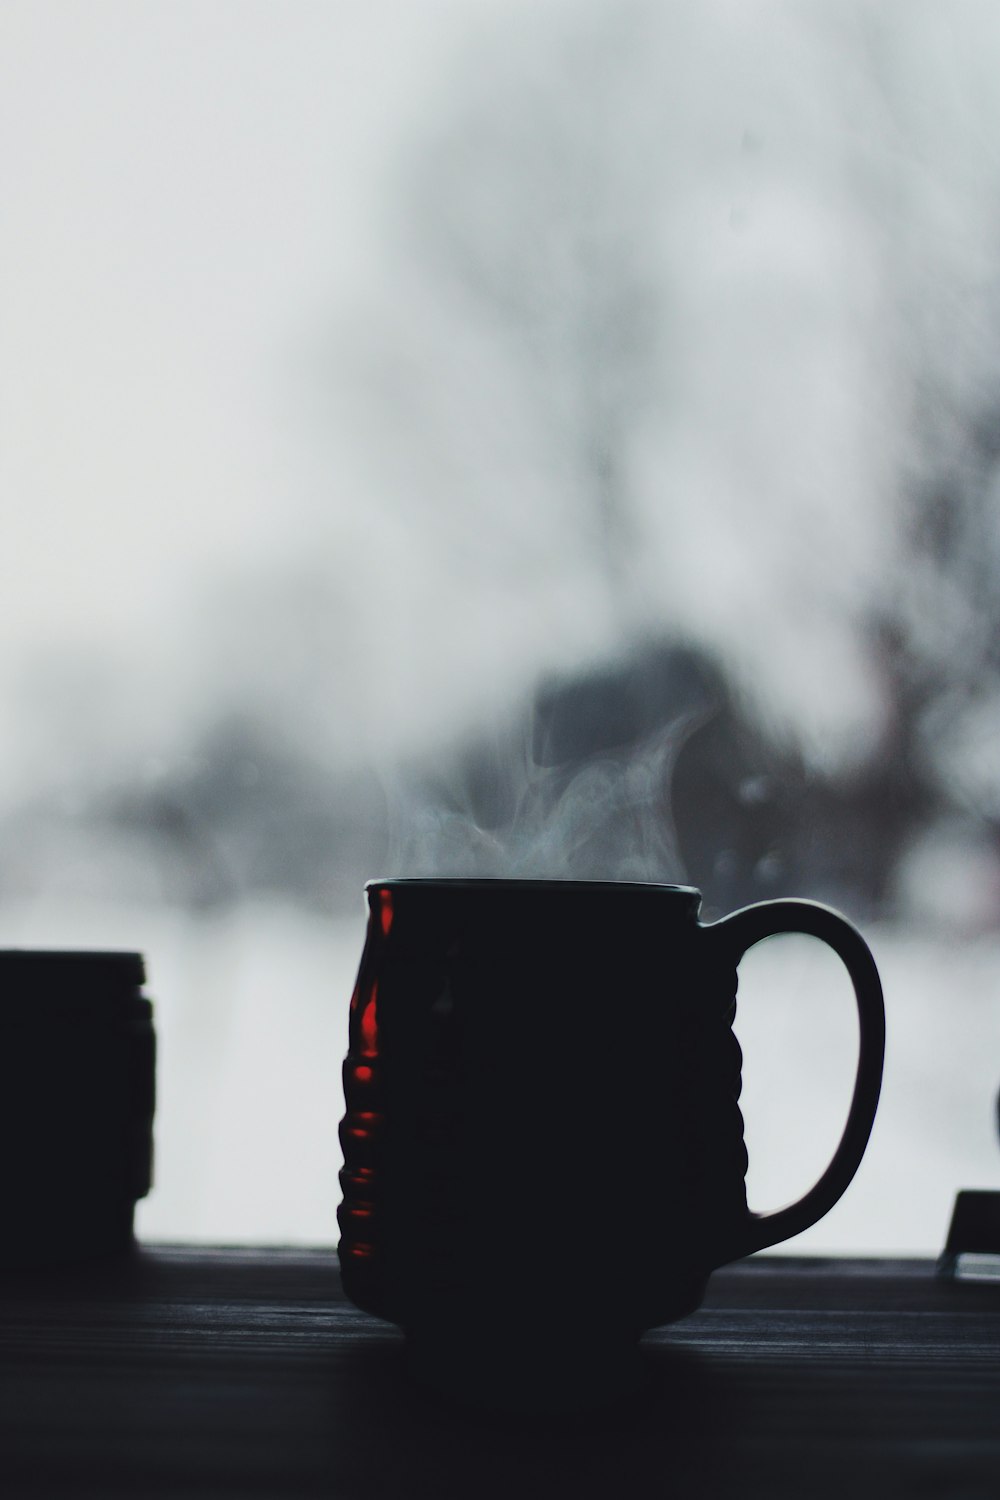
<box><xmin>2</xmin><ymin>1247</ymin><xmax>999</xmax><ymax>1497</ymax></box>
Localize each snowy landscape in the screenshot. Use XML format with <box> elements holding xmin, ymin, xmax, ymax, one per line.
<box><xmin>5</xmin><ymin>2</ymin><xmax>1000</xmax><ymax>1254</ymax></box>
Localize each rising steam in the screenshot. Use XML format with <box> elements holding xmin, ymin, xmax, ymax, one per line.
<box><xmin>385</xmin><ymin>642</ymin><xmax>717</xmax><ymax>883</ymax></box>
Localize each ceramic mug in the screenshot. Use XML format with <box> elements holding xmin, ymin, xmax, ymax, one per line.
<box><xmin>0</xmin><ymin>950</ymin><xmax>155</xmax><ymax>1267</ymax></box>
<box><xmin>337</xmin><ymin>879</ymin><xmax>884</xmax><ymax>1406</ymax></box>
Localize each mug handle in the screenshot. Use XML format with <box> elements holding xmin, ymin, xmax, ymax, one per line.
<box><xmin>707</xmin><ymin>898</ymin><xmax>885</xmax><ymax>1255</ymax></box>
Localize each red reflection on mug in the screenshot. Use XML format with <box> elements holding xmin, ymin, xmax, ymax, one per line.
<box><xmin>379</xmin><ymin>888</ymin><xmax>394</xmax><ymax>937</ymax></box>
<box><xmin>359</xmin><ymin>983</ymin><xmax>379</xmax><ymax>1056</ymax></box>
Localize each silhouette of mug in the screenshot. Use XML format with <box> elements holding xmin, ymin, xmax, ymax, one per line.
<box><xmin>338</xmin><ymin>879</ymin><xmax>884</xmax><ymax>1406</ymax></box>
<box><xmin>0</xmin><ymin>950</ymin><xmax>155</xmax><ymax>1267</ymax></box>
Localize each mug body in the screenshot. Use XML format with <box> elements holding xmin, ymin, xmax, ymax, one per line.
<box><xmin>338</xmin><ymin>879</ymin><xmax>747</xmax><ymax>1385</ymax></box>
<box><xmin>0</xmin><ymin>951</ymin><xmax>155</xmax><ymax>1266</ymax></box>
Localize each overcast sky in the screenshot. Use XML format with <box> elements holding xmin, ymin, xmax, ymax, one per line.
<box><xmin>1</xmin><ymin>2</ymin><xmax>485</xmax><ymax>782</ymax></box>
<box><xmin>4</xmin><ymin>1</ymin><xmax>1000</xmax><ymax>801</ymax></box>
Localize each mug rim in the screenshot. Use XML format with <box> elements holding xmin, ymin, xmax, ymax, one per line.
<box><xmin>365</xmin><ymin>876</ymin><xmax>700</xmax><ymax>897</ymax></box>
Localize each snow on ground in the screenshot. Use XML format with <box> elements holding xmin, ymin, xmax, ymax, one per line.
<box><xmin>1</xmin><ymin>896</ymin><xmax>996</xmax><ymax>1255</ymax></box>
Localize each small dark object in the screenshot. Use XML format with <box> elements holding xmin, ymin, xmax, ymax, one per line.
<box><xmin>939</xmin><ymin>1190</ymin><xmax>1000</xmax><ymax>1281</ymax></box>
<box><xmin>337</xmin><ymin>879</ymin><xmax>885</xmax><ymax>1409</ymax></box>
<box><xmin>0</xmin><ymin>950</ymin><xmax>155</xmax><ymax>1267</ymax></box>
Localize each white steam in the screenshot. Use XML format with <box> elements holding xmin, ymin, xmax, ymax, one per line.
<box><xmin>385</xmin><ymin>706</ymin><xmax>704</xmax><ymax>884</ymax></box>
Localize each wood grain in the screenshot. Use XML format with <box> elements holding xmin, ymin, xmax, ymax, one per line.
<box><xmin>2</xmin><ymin>1249</ymin><xmax>999</xmax><ymax>1497</ymax></box>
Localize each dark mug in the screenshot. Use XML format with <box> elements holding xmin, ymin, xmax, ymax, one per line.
<box><xmin>337</xmin><ymin>879</ymin><xmax>884</xmax><ymax>1407</ymax></box>
<box><xmin>0</xmin><ymin>950</ymin><xmax>155</xmax><ymax>1267</ymax></box>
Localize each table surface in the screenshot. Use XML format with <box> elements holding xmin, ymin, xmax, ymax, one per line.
<box><xmin>2</xmin><ymin>1246</ymin><xmax>999</xmax><ymax>1498</ymax></box>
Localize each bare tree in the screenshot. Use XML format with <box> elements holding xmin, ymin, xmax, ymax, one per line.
<box><xmin>399</xmin><ymin>4</ymin><xmax>668</xmax><ymax>641</ymax></box>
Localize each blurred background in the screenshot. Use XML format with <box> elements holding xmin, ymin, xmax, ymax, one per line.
<box><xmin>3</xmin><ymin>0</ymin><xmax>1000</xmax><ymax>1251</ymax></box>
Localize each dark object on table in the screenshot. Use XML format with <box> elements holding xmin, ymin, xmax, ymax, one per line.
<box><xmin>939</xmin><ymin>1191</ymin><xmax>1000</xmax><ymax>1281</ymax></box>
<box><xmin>0</xmin><ymin>949</ymin><xmax>155</xmax><ymax>1267</ymax></box>
<box><xmin>938</xmin><ymin>1086</ymin><xmax>1000</xmax><ymax>1282</ymax></box>
<box><xmin>338</xmin><ymin>879</ymin><xmax>885</xmax><ymax>1409</ymax></box>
